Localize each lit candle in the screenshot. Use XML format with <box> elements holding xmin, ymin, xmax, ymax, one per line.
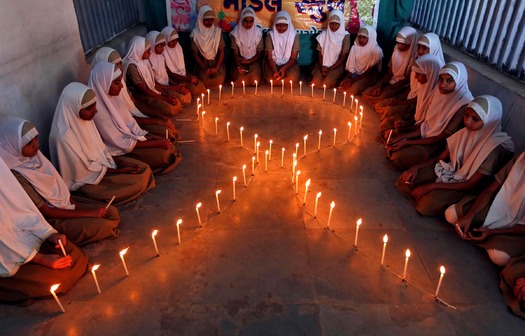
<box><xmin>434</xmin><ymin>266</ymin><xmax>446</xmax><ymax>297</ymax></box>
<box><xmin>360</xmin><ymin>106</ymin><xmax>364</xmax><ymax>130</ymax></box>
<box><xmin>354</xmin><ymin>218</ymin><xmax>362</xmax><ymax>247</ymax></box>
<box><xmin>354</xmin><ymin>98</ymin><xmax>358</xmax><ymax>114</ymax></box>
<box><xmin>332</xmin><ymin>128</ymin><xmax>337</xmax><ymax>146</ymax></box>
<box><xmin>176</xmin><ymin>219</ymin><xmax>182</xmax><ymax>244</ymax></box>
<box><xmin>215</xmin><ymin>190</ymin><xmax>222</xmax><ymax>214</ymax></box>
<box><xmin>303</xmin><ymin>135</ymin><xmax>308</xmax><ymax>156</ymax></box>
<box><xmin>226</xmin><ymin>122</ymin><xmax>230</xmax><ymax>142</ymax></box>
<box><xmin>269</xmin><ymin>140</ymin><xmax>273</xmax><ymax>160</ymax></box>
<box><xmin>318</xmin><ymin>130</ymin><xmax>322</xmax><ymax>151</ymax></box>
<box><xmin>106</xmin><ymin>195</ymin><xmax>116</xmax><ymax>209</ymax></box>
<box><xmin>254</xmin><ymin>80</ymin><xmax>258</xmax><ymax>95</ymax></box>
<box><xmin>152</xmin><ymin>230</ymin><xmax>159</xmax><ymax>256</ymax></box>
<box><xmin>290</xmin><ymin>80</ymin><xmax>293</xmax><ymax>95</ymax></box>
<box><xmin>347</xmin><ymin>122</ymin><xmax>352</xmax><ymax>142</ymax></box>
<box><xmin>327</xmin><ymin>201</ymin><xmax>335</xmax><ymax>228</ymax></box>
<box><xmin>292</xmin><ymin>158</ymin><xmax>297</xmax><ymax>182</ymax></box>
<box><xmin>50</xmin><ymin>284</ymin><xmax>65</xmax><ymax>313</ymax></box>
<box><xmin>231</xmin><ymin>82</ymin><xmax>234</xmax><ymax>97</ymax></box>
<box><xmin>354</xmin><ymin>116</ymin><xmax>358</xmax><ymax>137</ymax></box>
<box><xmin>386</xmin><ymin>129</ymin><xmax>393</xmax><ymax>145</ymax></box>
<box><xmin>295</xmin><ymin>170</ymin><xmax>301</xmax><ymax>193</ymax></box>
<box><xmin>256</xmin><ymin>141</ymin><xmax>260</xmax><ymax>162</ymax></box>
<box><xmin>281</xmin><ymin>79</ymin><xmax>284</xmax><ymax>96</ymax></box>
<box><xmin>402</xmin><ymin>249</ymin><xmax>411</xmax><ymax>280</ymax></box>
<box><xmin>323</xmin><ymin>84</ymin><xmax>326</xmax><ymax>101</ymax></box>
<box><xmin>119</xmin><ymin>248</ymin><xmax>129</xmax><ymax>276</ymax></box>
<box><xmin>303</xmin><ymin>178</ymin><xmax>311</xmax><ymax>205</ymax></box>
<box><xmin>311</xmin><ymin>84</ymin><xmax>315</xmax><ymax>98</ymax></box>
<box><xmin>201</xmin><ymin>93</ymin><xmax>205</xmax><ymax>107</ymax></box>
<box><xmin>242</xmin><ymin>80</ymin><xmax>246</xmax><ymax>96</ymax></box>
<box><xmin>350</xmin><ymin>95</ymin><xmax>354</xmax><ymax>111</ymax></box>
<box><xmin>299</xmin><ymin>81</ymin><xmax>303</xmax><ymax>96</ymax></box>
<box><xmin>201</xmin><ymin>111</ymin><xmax>205</xmax><ymax>124</ymax></box>
<box><xmin>281</xmin><ymin>147</ymin><xmax>285</xmax><ymax>168</ymax></box>
<box><xmin>254</xmin><ymin>134</ymin><xmax>258</xmax><ymax>152</ymax></box>
<box><xmin>207</xmin><ymin>89</ymin><xmax>210</xmax><ymax>105</ymax></box>
<box><xmin>91</xmin><ymin>265</ymin><xmax>101</xmax><ymax>294</ymax></box>
<box><xmin>58</xmin><ymin>238</ymin><xmax>67</xmax><ymax>257</ymax></box>
<box><xmin>332</xmin><ymin>88</ymin><xmax>336</xmax><ymax>102</ymax></box>
<box><xmin>314</xmin><ymin>192</ymin><xmax>321</xmax><ymax>217</ymax></box>
<box><xmin>215</xmin><ymin>117</ymin><xmax>218</xmax><ymax>135</ymax></box>
<box><xmin>295</xmin><ymin>142</ymin><xmax>299</xmax><ymax>157</ymax></box>
<box><xmin>219</xmin><ymin>84</ymin><xmax>222</xmax><ymax>100</ymax></box>
<box><xmin>240</xmin><ymin>127</ymin><xmax>244</xmax><ymax>147</ymax></box>
<box><xmin>343</xmin><ymin>92</ymin><xmax>347</xmax><ymax>107</ymax></box>
<box><xmin>242</xmin><ymin>165</ymin><xmax>247</xmax><ymax>187</ymax></box>
<box><xmin>232</xmin><ymin>176</ymin><xmax>237</xmax><ymax>201</ymax></box>
<box><xmin>195</xmin><ymin>202</ymin><xmax>202</xmax><ymax>226</ymax></box>
<box><xmin>265</xmin><ymin>150</ymin><xmax>268</xmax><ymax>172</ymax></box>
<box><xmin>251</xmin><ymin>156</ymin><xmax>255</xmax><ymax>175</ymax></box>
<box><xmin>196</xmin><ymin>98</ymin><xmax>200</xmax><ymax>116</ymax></box>
<box><xmin>381</xmin><ymin>234</ymin><xmax>388</xmax><ymax>266</ymax></box>
<box><xmin>270</xmin><ymin>79</ymin><xmax>273</xmax><ymax>95</ymax></box>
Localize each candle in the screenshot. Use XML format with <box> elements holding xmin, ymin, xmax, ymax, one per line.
<box><xmin>314</xmin><ymin>192</ymin><xmax>321</xmax><ymax>217</ymax></box>
<box><xmin>269</xmin><ymin>140</ymin><xmax>273</xmax><ymax>160</ymax></box>
<box><xmin>219</xmin><ymin>84</ymin><xmax>222</xmax><ymax>100</ymax></box>
<box><xmin>242</xmin><ymin>165</ymin><xmax>247</xmax><ymax>187</ymax></box>
<box><xmin>303</xmin><ymin>135</ymin><xmax>308</xmax><ymax>155</ymax></box>
<box><xmin>323</xmin><ymin>84</ymin><xmax>326</xmax><ymax>101</ymax></box>
<box><xmin>332</xmin><ymin>88</ymin><xmax>336</xmax><ymax>102</ymax></box>
<box><xmin>240</xmin><ymin>127</ymin><xmax>244</xmax><ymax>147</ymax></box>
<box><xmin>270</xmin><ymin>79</ymin><xmax>273</xmax><ymax>95</ymax></box>
<box><xmin>91</xmin><ymin>265</ymin><xmax>102</xmax><ymax>294</ymax></box>
<box><xmin>292</xmin><ymin>158</ymin><xmax>297</xmax><ymax>182</ymax></box>
<box><xmin>106</xmin><ymin>195</ymin><xmax>116</xmax><ymax>209</ymax></box>
<box><xmin>242</xmin><ymin>80</ymin><xmax>246</xmax><ymax>96</ymax></box>
<box><xmin>299</xmin><ymin>81</ymin><xmax>303</xmax><ymax>96</ymax></box>
<box><xmin>347</xmin><ymin>122</ymin><xmax>352</xmax><ymax>142</ymax></box>
<box><xmin>354</xmin><ymin>99</ymin><xmax>358</xmax><ymax>114</ymax></box>
<box><xmin>254</xmin><ymin>80</ymin><xmax>258</xmax><ymax>95</ymax></box>
<box><xmin>290</xmin><ymin>80</ymin><xmax>293</xmax><ymax>95</ymax></box>
<box><xmin>434</xmin><ymin>266</ymin><xmax>446</xmax><ymax>297</ymax></box>
<box><xmin>196</xmin><ymin>98</ymin><xmax>200</xmax><ymax>116</ymax></box>
<box><xmin>295</xmin><ymin>170</ymin><xmax>301</xmax><ymax>193</ymax></box>
<box><xmin>201</xmin><ymin>111</ymin><xmax>205</xmax><ymax>124</ymax></box>
<box><xmin>152</xmin><ymin>230</ymin><xmax>159</xmax><ymax>256</ymax></box>
<box><xmin>295</xmin><ymin>143</ymin><xmax>299</xmax><ymax>157</ymax></box>
<box><xmin>402</xmin><ymin>249</ymin><xmax>411</xmax><ymax>280</ymax></box>
<box><xmin>232</xmin><ymin>176</ymin><xmax>237</xmax><ymax>201</ymax></box>
<box><xmin>332</xmin><ymin>128</ymin><xmax>337</xmax><ymax>147</ymax></box>
<box><xmin>58</xmin><ymin>238</ymin><xmax>67</xmax><ymax>257</ymax></box>
<box><xmin>265</xmin><ymin>150</ymin><xmax>268</xmax><ymax>172</ymax></box>
<box><xmin>215</xmin><ymin>191</ymin><xmax>222</xmax><ymax>214</ymax></box>
<box><xmin>350</xmin><ymin>95</ymin><xmax>354</xmax><ymax>111</ymax></box>
<box><xmin>251</xmin><ymin>156</ymin><xmax>255</xmax><ymax>175</ymax></box>
<box><xmin>226</xmin><ymin>122</ymin><xmax>230</xmax><ymax>142</ymax></box>
<box><xmin>254</xmin><ymin>134</ymin><xmax>258</xmax><ymax>152</ymax></box>
<box><xmin>281</xmin><ymin>80</ymin><xmax>284</xmax><ymax>96</ymax></box>
<box><xmin>311</xmin><ymin>84</ymin><xmax>315</xmax><ymax>98</ymax></box>
<box><xmin>354</xmin><ymin>116</ymin><xmax>358</xmax><ymax>137</ymax></box>
<box><xmin>354</xmin><ymin>218</ymin><xmax>362</xmax><ymax>247</ymax></box>
<box><xmin>50</xmin><ymin>284</ymin><xmax>66</xmax><ymax>313</ymax></box>
<box><xmin>201</xmin><ymin>93</ymin><xmax>205</xmax><ymax>107</ymax></box>
<box><xmin>360</xmin><ymin>107</ymin><xmax>364</xmax><ymax>131</ymax></box>
<box><xmin>176</xmin><ymin>219</ymin><xmax>182</xmax><ymax>244</ymax></box>
<box><xmin>256</xmin><ymin>142</ymin><xmax>260</xmax><ymax>162</ymax></box>
<box><xmin>327</xmin><ymin>201</ymin><xmax>335</xmax><ymax>228</ymax></box>
<box><xmin>195</xmin><ymin>202</ymin><xmax>202</xmax><ymax>226</ymax></box>
<box><xmin>215</xmin><ymin>117</ymin><xmax>218</xmax><ymax>135</ymax></box>
<box><xmin>386</xmin><ymin>129</ymin><xmax>393</xmax><ymax>145</ymax></box>
<box><xmin>303</xmin><ymin>178</ymin><xmax>311</xmax><ymax>205</ymax></box>
<box><xmin>207</xmin><ymin>89</ymin><xmax>210</xmax><ymax>105</ymax></box>
<box><xmin>381</xmin><ymin>234</ymin><xmax>388</xmax><ymax>266</ymax></box>
<box><xmin>231</xmin><ymin>82</ymin><xmax>234</xmax><ymax>97</ymax></box>
<box><xmin>281</xmin><ymin>147</ymin><xmax>285</xmax><ymax>168</ymax></box>
<box><xmin>318</xmin><ymin>130</ymin><xmax>322</xmax><ymax>151</ymax></box>
<box><xmin>166</xmin><ymin>128</ymin><xmax>168</xmax><ymax>139</ymax></box>
<box><xmin>343</xmin><ymin>92</ymin><xmax>347</xmax><ymax>107</ymax></box>
<box><xmin>119</xmin><ymin>248</ymin><xmax>129</xmax><ymax>276</ymax></box>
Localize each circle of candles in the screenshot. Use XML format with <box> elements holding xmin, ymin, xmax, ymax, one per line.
<box><xmin>242</xmin><ymin>165</ymin><xmax>247</xmax><ymax>187</ymax></box>
<box><xmin>176</xmin><ymin>219</ymin><xmax>182</xmax><ymax>244</ymax></box>
<box><xmin>354</xmin><ymin>218</ymin><xmax>362</xmax><ymax>247</ymax></box>
<box><xmin>332</xmin><ymin>88</ymin><xmax>336</xmax><ymax>102</ymax></box>
<box><xmin>270</xmin><ymin>79</ymin><xmax>273</xmax><ymax>95</ymax></box>
<box><xmin>251</xmin><ymin>156</ymin><xmax>255</xmax><ymax>175</ymax></box>
<box><xmin>303</xmin><ymin>178</ymin><xmax>311</xmax><ymax>205</ymax></box>
<box><xmin>207</xmin><ymin>89</ymin><xmax>210</xmax><ymax>105</ymax></box>
<box><xmin>265</xmin><ymin>150</ymin><xmax>269</xmax><ymax>172</ymax></box>
<box><xmin>402</xmin><ymin>249</ymin><xmax>411</xmax><ymax>280</ymax></box>
<box><xmin>119</xmin><ymin>248</ymin><xmax>129</xmax><ymax>276</ymax></box>
<box><xmin>226</xmin><ymin>122</ymin><xmax>230</xmax><ymax>142</ymax></box>
<box><xmin>58</xmin><ymin>238</ymin><xmax>67</xmax><ymax>257</ymax></box>
<box><xmin>343</xmin><ymin>92</ymin><xmax>347</xmax><ymax>107</ymax></box>
<box><xmin>303</xmin><ymin>135</ymin><xmax>308</xmax><ymax>156</ymax></box>
<box><xmin>254</xmin><ymin>80</ymin><xmax>258</xmax><ymax>95</ymax></box>
<box><xmin>242</xmin><ymin>80</ymin><xmax>246</xmax><ymax>96</ymax></box>
<box><xmin>215</xmin><ymin>117</ymin><xmax>219</xmax><ymax>135</ymax></box>
<box><xmin>231</xmin><ymin>82</ymin><xmax>234</xmax><ymax>97</ymax></box>
<box><xmin>314</xmin><ymin>192</ymin><xmax>321</xmax><ymax>217</ymax></box>
<box><xmin>327</xmin><ymin>201</ymin><xmax>335</xmax><ymax>228</ymax></box>
<box><xmin>333</xmin><ymin>128</ymin><xmax>337</xmax><ymax>147</ymax></box>
<box><xmin>311</xmin><ymin>84</ymin><xmax>315</xmax><ymax>98</ymax></box>
<box><xmin>254</xmin><ymin>134</ymin><xmax>258</xmax><ymax>152</ymax></box>
<box><xmin>195</xmin><ymin>202</ymin><xmax>202</xmax><ymax>226</ymax></box>
<box><xmin>318</xmin><ymin>130</ymin><xmax>322</xmax><ymax>151</ymax></box>
<box><xmin>295</xmin><ymin>142</ymin><xmax>299</xmax><ymax>157</ymax></box>
<box><xmin>240</xmin><ymin>127</ymin><xmax>244</xmax><ymax>147</ymax></box>
<box><xmin>232</xmin><ymin>176</ymin><xmax>237</xmax><ymax>201</ymax></box>
<box><xmin>380</xmin><ymin>234</ymin><xmax>388</xmax><ymax>266</ymax></box>
<box><xmin>281</xmin><ymin>80</ymin><xmax>284</xmax><ymax>96</ymax></box>
<box><xmin>347</xmin><ymin>122</ymin><xmax>352</xmax><ymax>142</ymax></box>
<box><xmin>299</xmin><ymin>81</ymin><xmax>303</xmax><ymax>96</ymax></box>
<box><xmin>435</xmin><ymin>266</ymin><xmax>446</xmax><ymax>297</ymax></box>
<box><xmin>50</xmin><ymin>284</ymin><xmax>66</xmax><ymax>313</ymax></box>
<box><xmin>269</xmin><ymin>140</ymin><xmax>273</xmax><ymax>160</ymax></box>
<box><xmin>323</xmin><ymin>84</ymin><xmax>326</xmax><ymax>100</ymax></box>
<box><xmin>91</xmin><ymin>264</ymin><xmax>102</xmax><ymax>293</ymax></box>
<box><xmin>219</xmin><ymin>84</ymin><xmax>222</xmax><ymax>100</ymax></box>
<box><xmin>151</xmin><ymin>230</ymin><xmax>160</xmax><ymax>256</ymax></box>
<box><xmin>295</xmin><ymin>170</ymin><xmax>301</xmax><ymax>193</ymax></box>
<box><xmin>256</xmin><ymin>142</ymin><xmax>260</xmax><ymax>162</ymax></box>
<box><xmin>281</xmin><ymin>147</ymin><xmax>285</xmax><ymax>168</ymax></box>
<box><xmin>290</xmin><ymin>80</ymin><xmax>293</xmax><ymax>95</ymax></box>
<box><xmin>215</xmin><ymin>190</ymin><xmax>222</xmax><ymax>214</ymax></box>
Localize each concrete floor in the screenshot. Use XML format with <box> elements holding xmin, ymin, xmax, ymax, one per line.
<box><xmin>1</xmin><ymin>85</ymin><xmax>524</xmax><ymax>335</ymax></box>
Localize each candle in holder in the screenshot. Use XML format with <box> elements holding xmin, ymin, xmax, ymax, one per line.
<box><xmin>434</xmin><ymin>266</ymin><xmax>446</xmax><ymax>297</ymax></box>
<box><xmin>265</xmin><ymin>150</ymin><xmax>268</xmax><ymax>172</ymax></box>
<box><xmin>290</xmin><ymin>80</ymin><xmax>293</xmax><ymax>95</ymax></box>
<box><xmin>281</xmin><ymin>147</ymin><xmax>285</xmax><ymax>168</ymax></box>
<box><xmin>176</xmin><ymin>219</ymin><xmax>182</xmax><ymax>244</ymax></box>
<box><xmin>251</xmin><ymin>156</ymin><xmax>255</xmax><ymax>175</ymax></box>
<box><xmin>347</xmin><ymin>122</ymin><xmax>352</xmax><ymax>142</ymax></box>
<box><xmin>327</xmin><ymin>201</ymin><xmax>335</xmax><ymax>228</ymax></box>
<box><xmin>231</xmin><ymin>82</ymin><xmax>234</xmax><ymax>97</ymax></box>
<box><xmin>311</xmin><ymin>84</ymin><xmax>315</xmax><ymax>98</ymax></box>
<box><xmin>332</xmin><ymin>88</ymin><xmax>336</xmax><ymax>102</ymax></box>
<box><xmin>318</xmin><ymin>130</ymin><xmax>322</xmax><ymax>151</ymax></box>
<box><xmin>195</xmin><ymin>202</ymin><xmax>202</xmax><ymax>226</ymax></box>
<box><xmin>232</xmin><ymin>176</ymin><xmax>237</xmax><ymax>201</ymax></box>
<box><xmin>295</xmin><ymin>170</ymin><xmax>301</xmax><ymax>193</ymax></box>
<box><xmin>242</xmin><ymin>165</ymin><xmax>247</xmax><ymax>187</ymax></box>
<box><xmin>323</xmin><ymin>84</ymin><xmax>326</xmax><ymax>101</ymax></box>
<box><xmin>295</xmin><ymin>142</ymin><xmax>299</xmax><ymax>157</ymax></box>
<box><xmin>91</xmin><ymin>265</ymin><xmax>102</xmax><ymax>294</ymax></box>
<box><xmin>281</xmin><ymin>80</ymin><xmax>284</xmax><ymax>96</ymax></box>
<box><xmin>119</xmin><ymin>248</ymin><xmax>129</xmax><ymax>276</ymax></box>
<box><xmin>303</xmin><ymin>135</ymin><xmax>308</xmax><ymax>155</ymax></box>
<box><xmin>256</xmin><ymin>142</ymin><xmax>260</xmax><ymax>162</ymax></box>
<box><xmin>299</xmin><ymin>81</ymin><xmax>303</xmax><ymax>96</ymax></box>
<box><xmin>380</xmin><ymin>234</ymin><xmax>388</xmax><ymax>266</ymax></box>
<box><xmin>242</xmin><ymin>80</ymin><xmax>246</xmax><ymax>96</ymax></box>
<box><xmin>207</xmin><ymin>89</ymin><xmax>210</xmax><ymax>104</ymax></box>
<box><xmin>303</xmin><ymin>178</ymin><xmax>311</xmax><ymax>205</ymax></box>
<box><xmin>219</xmin><ymin>84</ymin><xmax>222</xmax><ymax>100</ymax></box>
<box><xmin>314</xmin><ymin>192</ymin><xmax>321</xmax><ymax>217</ymax></box>
<box><xmin>152</xmin><ymin>230</ymin><xmax>159</xmax><ymax>256</ymax></box>
<box><xmin>240</xmin><ymin>127</ymin><xmax>244</xmax><ymax>147</ymax></box>
<box><xmin>58</xmin><ymin>238</ymin><xmax>67</xmax><ymax>257</ymax></box>
<box><xmin>343</xmin><ymin>92</ymin><xmax>347</xmax><ymax>107</ymax></box>
<box><xmin>354</xmin><ymin>98</ymin><xmax>358</xmax><ymax>114</ymax></box>
<box><xmin>354</xmin><ymin>218</ymin><xmax>362</xmax><ymax>247</ymax></box>
<box><xmin>269</xmin><ymin>140</ymin><xmax>273</xmax><ymax>160</ymax></box>
<box><xmin>270</xmin><ymin>79</ymin><xmax>273</xmax><ymax>95</ymax></box>
<box><xmin>402</xmin><ymin>249</ymin><xmax>411</xmax><ymax>280</ymax></box>
<box><xmin>215</xmin><ymin>117</ymin><xmax>219</xmax><ymax>135</ymax></box>
<box><xmin>215</xmin><ymin>190</ymin><xmax>222</xmax><ymax>213</ymax></box>
<box><xmin>332</xmin><ymin>128</ymin><xmax>337</xmax><ymax>146</ymax></box>
<box><xmin>201</xmin><ymin>93</ymin><xmax>205</xmax><ymax>107</ymax></box>
<box><xmin>50</xmin><ymin>284</ymin><xmax>65</xmax><ymax>313</ymax></box>
<box><xmin>226</xmin><ymin>122</ymin><xmax>230</xmax><ymax>142</ymax></box>
<box><xmin>254</xmin><ymin>134</ymin><xmax>258</xmax><ymax>152</ymax></box>
<box><xmin>254</xmin><ymin>80</ymin><xmax>258</xmax><ymax>95</ymax></box>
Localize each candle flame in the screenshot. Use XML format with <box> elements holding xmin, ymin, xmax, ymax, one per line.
<box><xmin>227</xmin><ymin>121</ymin><xmax>230</xmax><ymax>126</ymax></box>
<box><xmin>360</xmin><ymin>112</ymin><xmax>363</xmax><ymax>116</ymax></box>
<box><xmin>119</xmin><ymin>248</ymin><xmax>128</xmax><ymax>256</ymax></box>
<box><xmin>330</xmin><ymin>201</ymin><xmax>335</xmax><ymax>208</ymax></box>
<box><xmin>270</xmin><ymin>80</ymin><xmax>273</xmax><ymax>83</ymax></box>
<box><xmin>293</xmin><ymin>160</ymin><xmax>297</xmax><ymax>166</ymax></box>
<box><xmin>333</xmin><ymin>88</ymin><xmax>336</xmax><ymax>92</ymax></box>
<box><xmin>300</xmin><ymin>81</ymin><xmax>303</xmax><ymax>84</ymax></box>
<box><xmin>92</xmin><ymin>264</ymin><xmax>100</xmax><ymax>272</ymax></box>
<box><xmin>231</xmin><ymin>82</ymin><xmax>234</xmax><ymax>85</ymax></box>
<box><xmin>152</xmin><ymin>230</ymin><xmax>158</xmax><ymax>238</ymax></box>
<box><xmin>306</xmin><ymin>179</ymin><xmax>311</xmax><ymax>187</ymax></box>
<box><xmin>282</xmin><ymin>147</ymin><xmax>285</xmax><ymax>151</ymax></box>
<box><xmin>360</xmin><ymin>105</ymin><xmax>363</xmax><ymax>110</ymax></box>
<box><xmin>405</xmin><ymin>249</ymin><xmax>411</xmax><ymax>258</ymax></box>
<box><xmin>50</xmin><ymin>284</ymin><xmax>60</xmax><ymax>292</ymax></box>
<box><xmin>296</xmin><ymin>170</ymin><xmax>301</xmax><ymax>175</ymax></box>
<box><xmin>219</xmin><ymin>84</ymin><xmax>222</xmax><ymax>88</ymax></box>
<box><xmin>233</xmin><ymin>176</ymin><xmax>237</xmax><ymax>182</ymax></box>
<box><xmin>215</xmin><ymin>117</ymin><xmax>218</xmax><ymax>121</ymax></box>
<box><xmin>440</xmin><ymin>266</ymin><xmax>446</xmax><ymax>274</ymax></box>
<box><xmin>383</xmin><ymin>234</ymin><xmax>388</xmax><ymax>243</ymax></box>
<box><xmin>351</xmin><ymin>95</ymin><xmax>354</xmax><ymax>99</ymax></box>
<box><xmin>312</xmin><ymin>84</ymin><xmax>315</xmax><ymax>87</ymax></box>
<box><xmin>196</xmin><ymin>202</ymin><xmax>202</xmax><ymax>208</ymax></box>
<box><xmin>348</xmin><ymin>122</ymin><xmax>352</xmax><ymax>126</ymax></box>
<box><xmin>323</xmin><ymin>84</ymin><xmax>326</xmax><ymax>88</ymax></box>
<box><xmin>207</xmin><ymin>89</ymin><xmax>210</xmax><ymax>93</ymax></box>
<box><xmin>242</xmin><ymin>165</ymin><xmax>246</xmax><ymax>169</ymax></box>
<box><xmin>198</xmin><ymin>104</ymin><xmax>201</xmax><ymax>108</ymax></box>
<box><xmin>354</xmin><ymin>116</ymin><xmax>358</xmax><ymax>121</ymax></box>
<box><xmin>316</xmin><ymin>192</ymin><xmax>322</xmax><ymax>198</ymax></box>
<box><xmin>216</xmin><ymin>190</ymin><xmax>221</xmax><ymax>195</ymax></box>
<box><xmin>281</xmin><ymin>80</ymin><xmax>284</xmax><ymax>83</ymax></box>
<box><xmin>242</xmin><ymin>80</ymin><xmax>245</xmax><ymax>84</ymax></box>
<box><xmin>254</xmin><ymin>134</ymin><xmax>258</xmax><ymax>138</ymax></box>
<box><xmin>265</xmin><ymin>150</ymin><xmax>268</xmax><ymax>155</ymax></box>
<box><xmin>296</xmin><ymin>143</ymin><xmax>299</xmax><ymax>148</ymax></box>
<box><xmin>333</xmin><ymin>128</ymin><xmax>337</xmax><ymax>133</ymax></box>
<box><xmin>252</xmin><ymin>156</ymin><xmax>255</xmax><ymax>161</ymax></box>
<box><xmin>355</xmin><ymin>99</ymin><xmax>358</xmax><ymax>103</ymax></box>
<box><xmin>257</xmin><ymin>142</ymin><xmax>260</xmax><ymax>147</ymax></box>
<box><xmin>270</xmin><ymin>139</ymin><xmax>273</xmax><ymax>144</ymax></box>
<box><xmin>197</xmin><ymin>98</ymin><xmax>200</xmax><ymax>102</ymax></box>
<box><xmin>176</xmin><ymin>219</ymin><xmax>182</xmax><ymax>225</ymax></box>
<box><xmin>344</xmin><ymin>92</ymin><xmax>347</xmax><ymax>95</ymax></box>
<box><xmin>319</xmin><ymin>130</ymin><xmax>322</xmax><ymax>135</ymax></box>
<box><xmin>357</xmin><ymin>218</ymin><xmax>362</xmax><ymax>226</ymax></box>
<box><xmin>304</xmin><ymin>135</ymin><xmax>308</xmax><ymax>140</ymax></box>
<box><xmin>254</xmin><ymin>80</ymin><xmax>257</xmax><ymax>84</ymax></box>
<box><xmin>289</xmin><ymin>80</ymin><xmax>292</xmax><ymax>84</ymax></box>
<box><xmin>202</xmin><ymin>111</ymin><xmax>206</xmax><ymax>116</ymax></box>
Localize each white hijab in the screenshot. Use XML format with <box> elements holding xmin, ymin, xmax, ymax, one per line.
<box><xmin>123</xmin><ymin>36</ymin><xmax>161</xmax><ymax>94</ymax></box>
<box><xmin>316</xmin><ymin>10</ymin><xmax>349</xmax><ymax>67</ymax></box>
<box><xmin>0</xmin><ymin>117</ymin><xmax>74</xmax><ymax>210</ymax></box>
<box><xmin>89</xmin><ymin>62</ymin><xmax>148</xmax><ymax>156</ymax></box>
<box><xmin>268</xmin><ymin>11</ymin><xmax>297</xmax><ymax>66</ymax></box>
<box><xmin>483</xmin><ymin>152</ymin><xmax>525</xmax><ymax>228</ymax></box>
<box><xmin>146</xmin><ymin>31</ymin><xmax>170</xmax><ymax>85</ymax></box>
<box><xmin>411</xmin><ymin>55</ymin><xmax>443</xmax><ymax>124</ymax></box>
<box><xmin>420</xmin><ymin>62</ymin><xmax>474</xmax><ymax>137</ymax></box>
<box><xmin>161</xmin><ymin>26</ymin><xmax>187</xmax><ymax>76</ymax></box>
<box><xmin>390</xmin><ymin>26</ymin><xmax>418</xmax><ymax>84</ymax></box>
<box><xmin>0</xmin><ymin>156</ymin><xmax>57</xmax><ymax>277</ymax></box>
<box><xmin>230</xmin><ymin>7</ymin><xmax>263</xmax><ymax>60</ymax></box>
<box><xmin>435</xmin><ymin>95</ymin><xmax>514</xmax><ymax>183</ymax></box>
<box><xmin>190</xmin><ymin>5</ymin><xmax>222</xmax><ymax>61</ymax></box>
<box><xmin>49</xmin><ymin>82</ymin><xmax>116</xmax><ymax>191</ymax></box>
<box><xmin>92</xmin><ymin>47</ymin><xmax>122</xmax><ymax>68</ymax></box>
<box><xmin>345</xmin><ymin>25</ymin><xmax>382</xmax><ymax>75</ymax></box>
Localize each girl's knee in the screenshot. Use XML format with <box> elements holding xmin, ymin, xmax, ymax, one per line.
<box><xmin>444</xmin><ymin>204</ymin><xmax>458</xmax><ymax>224</ymax></box>
<box><xmin>487</xmin><ymin>249</ymin><xmax>511</xmax><ymax>266</ymax></box>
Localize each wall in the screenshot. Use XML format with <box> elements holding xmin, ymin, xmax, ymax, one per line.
<box><xmin>0</xmin><ymin>0</ymin><xmax>89</xmax><ymax>154</ymax></box>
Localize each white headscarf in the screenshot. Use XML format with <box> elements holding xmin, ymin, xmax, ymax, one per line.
<box><xmin>268</xmin><ymin>11</ymin><xmax>297</xmax><ymax>66</ymax></box>
<box><xmin>89</xmin><ymin>62</ymin><xmax>148</xmax><ymax>156</ymax></box>
<box><xmin>345</xmin><ymin>25</ymin><xmax>383</xmax><ymax>74</ymax></box>
<box><xmin>49</xmin><ymin>82</ymin><xmax>116</xmax><ymax>191</ymax></box>
<box><xmin>123</xmin><ymin>36</ymin><xmax>161</xmax><ymax>94</ymax></box>
<box><xmin>315</xmin><ymin>10</ymin><xmax>349</xmax><ymax>67</ymax></box>
<box><xmin>146</xmin><ymin>31</ymin><xmax>170</xmax><ymax>85</ymax></box>
<box><xmin>230</xmin><ymin>7</ymin><xmax>263</xmax><ymax>60</ymax></box>
<box><xmin>390</xmin><ymin>26</ymin><xmax>418</xmax><ymax>84</ymax></box>
<box><xmin>190</xmin><ymin>5</ymin><xmax>222</xmax><ymax>61</ymax></box>
<box><xmin>435</xmin><ymin>95</ymin><xmax>514</xmax><ymax>183</ymax></box>
<box><xmin>0</xmin><ymin>117</ymin><xmax>74</xmax><ymax>210</ymax></box>
<box><xmin>483</xmin><ymin>152</ymin><xmax>525</xmax><ymax>228</ymax></box>
<box><xmin>420</xmin><ymin>62</ymin><xmax>474</xmax><ymax>137</ymax></box>
<box><xmin>411</xmin><ymin>54</ymin><xmax>443</xmax><ymax>123</ymax></box>
<box><xmin>161</xmin><ymin>26</ymin><xmax>187</xmax><ymax>76</ymax></box>
<box><xmin>0</xmin><ymin>156</ymin><xmax>57</xmax><ymax>277</ymax></box>
<box><xmin>91</xmin><ymin>47</ymin><xmax>122</xmax><ymax>68</ymax></box>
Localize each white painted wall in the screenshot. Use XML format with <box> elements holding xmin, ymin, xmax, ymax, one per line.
<box><xmin>0</xmin><ymin>0</ymin><xmax>89</xmax><ymax>154</ymax></box>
